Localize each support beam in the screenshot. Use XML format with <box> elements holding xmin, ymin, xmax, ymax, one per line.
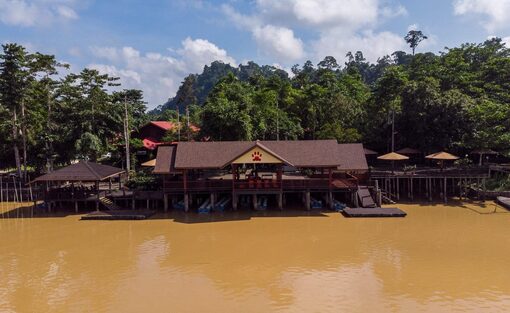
<box><xmin>232</xmin><ymin>193</ymin><xmax>238</xmax><ymax>210</ymax></box>
<box><xmin>410</xmin><ymin>177</ymin><xmax>414</xmax><ymax>200</ymax></box>
<box><xmin>328</xmin><ymin>191</ymin><xmax>333</xmax><ymax>210</ymax></box>
<box><xmin>210</xmin><ymin>193</ymin><xmax>216</xmax><ymax>210</ymax></box>
<box><xmin>444</xmin><ymin>177</ymin><xmax>447</xmax><ymax>203</ymax></box>
<box><xmin>396</xmin><ymin>177</ymin><xmax>400</xmax><ymax>201</ymax></box>
<box><xmin>482</xmin><ymin>178</ymin><xmax>486</xmax><ymax>202</ymax></box>
<box><xmin>164</xmin><ymin>194</ymin><xmax>169</xmax><ymax>212</ymax></box>
<box><xmin>278</xmin><ymin>193</ymin><xmax>283</xmax><ymax>210</ymax></box>
<box><xmin>305</xmin><ymin>191</ymin><xmax>310</xmax><ymax>211</ymax></box>
<box><xmin>184</xmin><ymin>193</ymin><xmax>189</xmax><ymax>212</ymax></box>
<box><xmin>95</xmin><ymin>181</ymin><xmax>100</xmax><ymax>211</ymax></box>
<box><xmin>253</xmin><ymin>194</ymin><xmax>258</xmax><ymax>210</ymax></box>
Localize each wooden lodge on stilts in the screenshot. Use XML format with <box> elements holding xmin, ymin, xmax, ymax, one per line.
<box><xmin>154</xmin><ymin>140</ymin><xmax>369</xmax><ymax>212</ymax></box>
<box><xmin>30</xmin><ymin>162</ymin><xmax>125</xmax><ymax>213</ymax></box>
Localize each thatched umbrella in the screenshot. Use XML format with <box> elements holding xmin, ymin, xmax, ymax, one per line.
<box><xmin>141</xmin><ymin>159</ymin><xmax>156</xmax><ymax>167</ymax></box>
<box><xmin>378</xmin><ymin>152</ymin><xmax>409</xmax><ymax>173</ymax></box>
<box><xmin>425</xmin><ymin>151</ymin><xmax>459</xmax><ymax>170</ymax></box>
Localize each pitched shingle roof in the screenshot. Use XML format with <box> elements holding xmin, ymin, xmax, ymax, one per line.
<box><xmin>154</xmin><ymin>145</ymin><xmax>178</xmax><ymax>174</ymax></box>
<box><xmin>155</xmin><ymin>140</ymin><xmax>368</xmax><ymax>172</ymax></box>
<box><xmin>337</xmin><ymin>143</ymin><xmax>369</xmax><ymax>171</ymax></box>
<box><xmin>32</xmin><ymin>162</ymin><xmax>124</xmax><ymax>182</ymax></box>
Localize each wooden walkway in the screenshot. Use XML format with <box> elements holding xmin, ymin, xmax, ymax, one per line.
<box><xmin>81</xmin><ymin>210</ymin><xmax>155</xmax><ymax>220</ymax></box>
<box><xmin>343</xmin><ymin>207</ymin><xmax>406</xmax><ymax>218</ymax></box>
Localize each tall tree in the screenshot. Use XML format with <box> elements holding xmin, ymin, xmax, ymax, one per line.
<box><xmin>29</xmin><ymin>53</ymin><xmax>68</xmax><ymax>172</ymax></box>
<box><xmin>0</xmin><ymin>44</ymin><xmax>31</xmax><ymax>178</ymax></box>
<box><xmin>405</xmin><ymin>30</ymin><xmax>428</xmax><ymax>55</ymax></box>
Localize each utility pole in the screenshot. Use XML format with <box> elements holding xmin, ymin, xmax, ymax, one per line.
<box><xmin>276</xmin><ymin>101</ymin><xmax>280</xmax><ymax>141</ymax></box>
<box><xmin>186</xmin><ymin>104</ymin><xmax>190</xmax><ymax>141</ymax></box>
<box><xmin>391</xmin><ymin>109</ymin><xmax>395</xmax><ymax>152</ymax></box>
<box><xmin>177</xmin><ymin>106</ymin><xmax>181</xmax><ymax>141</ymax></box>
<box><xmin>123</xmin><ymin>95</ymin><xmax>130</xmax><ymax>178</ymax></box>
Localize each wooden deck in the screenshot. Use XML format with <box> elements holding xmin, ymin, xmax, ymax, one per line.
<box><xmin>343</xmin><ymin>207</ymin><xmax>406</xmax><ymax>218</ymax></box>
<box><xmin>81</xmin><ymin>210</ymin><xmax>155</xmax><ymax>220</ymax></box>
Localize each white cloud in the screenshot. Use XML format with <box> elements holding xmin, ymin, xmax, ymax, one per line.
<box><xmin>407</xmin><ymin>24</ymin><xmax>419</xmax><ymax>31</ymax></box>
<box><xmin>255</xmin><ymin>0</ymin><xmax>379</xmax><ymax>30</ymax></box>
<box><xmin>253</xmin><ymin>25</ymin><xmax>305</xmax><ymax>61</ymax></box>
<box><xmin>381</xmin><ymin>5</ymin><xmax>408</xmax><ymax>19</ymax></box>
<box><xmin>314</xmin><ymin>30</ymin><xmax>407</xmax><ymax>63</ymax></box>
<box><xmin>503</xmin><ymin>36</ymin><xmax>510</xmax><ymax>47</ymax></box>
<box><xmin>224</xmin><ymin>0</ymin><xmax>408</xmax><ymax>64</ymax></box>
<box><xmin>89</xmin><ymin>38</ymin><xmax>236</xmax><ymax>108</ymax></box>
<box><xmin>178</xmin><ymin>37</ymin><xmax>236</xmax><ymax>72</ymax></box>
<box><xmin>454</xmin><ymin>0</ymin><xmax>510</xmax><ymax>32</ymax></box>
<box><xmin>488</xmin><ymin>35</ymin><xmax>510</xmax><ymax>47</ymax></box>
<box><xmin>90</xmin><ymin>46</ymin><xmax>118</xmax><ymax>62</ymax></box>
<box><xmin>0</xmin><ymin>0</ymin><xmax>80</xmax><ymax>27</ymax></box>
<box><xmin>56</xmin><ymin>5</ymin><xmax>77</xmax><ymax>20</ymax></box>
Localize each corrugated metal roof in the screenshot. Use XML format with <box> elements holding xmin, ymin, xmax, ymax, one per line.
<box><xmin>150</xmin><ymin>121</ymin><xmax>174</xmax><ymax>130</ymax></box>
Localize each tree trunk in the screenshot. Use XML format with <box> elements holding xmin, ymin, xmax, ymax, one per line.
<box><xmin>45</xmin><ymin>81</ymin><xmax>54</xmax><ymax>173</ymax></box>
<box><xmin>21</xmin><ymin>97</ymin><xmax>28</xmax><ymax>181</ymax></box>
<box><xmin>124</xmin><ymin>96</ymin><xmax>130</xmax><ymax>178</ymax></box>
<box><xmin>12</xmin><ymin>108</ymin><xmax>22</xmax><ymax>178</ymax></box>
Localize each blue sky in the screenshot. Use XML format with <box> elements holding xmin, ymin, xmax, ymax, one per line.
<box><xmin>1</xmin><ymin>0</ymin><xmax>509</xmax><ymax>109</ymax></box>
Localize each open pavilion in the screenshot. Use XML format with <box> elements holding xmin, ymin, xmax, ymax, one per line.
<box><xmin>31</xmin><ymin>161</ymin><xmax>125</xmax><ymax>212</ymax></box>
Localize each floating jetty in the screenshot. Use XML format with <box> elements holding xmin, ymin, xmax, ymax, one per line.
<box><xmin>343</xmin><ymin>207</ymin><xmax>406</xmax><ymax>218</ymax></box>
<box><xmin>81</xmin><ymin>210</ymin><xmax>155</xmax><ymax>220</ymax></box>
<box><xmin>496</xmin><ymin>196</ymin><xmax>510</xmax><ymax>211</ymax></box>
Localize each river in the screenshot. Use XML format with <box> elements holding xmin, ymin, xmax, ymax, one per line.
<box><xmin>1</xmin><ymin>201</ymin><xmax>510</xmax><ymax>312</ymax></box>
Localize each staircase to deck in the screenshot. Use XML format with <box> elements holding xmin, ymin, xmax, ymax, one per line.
<box><xmin>357</xmin><ymin>186</ymin><xmax>376</xmax><ymax>208</ymax></box>
<box><xmin>99</xmin><ymin>197</ymin><xmax>121</xmax><ymax>210</ymax></box>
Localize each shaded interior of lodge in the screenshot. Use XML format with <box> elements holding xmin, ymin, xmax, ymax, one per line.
<box><xmin>11</xmin><ymin>140</ymin><xmax>499</xmax><ymax>214</ymax></box>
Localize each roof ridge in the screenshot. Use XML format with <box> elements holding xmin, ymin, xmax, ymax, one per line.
<box><xmin>83</xmin><ymin>161</ymin><xmax>102</xmax><ymax>180</ymax></box>
<box><xmin>254</xmin><ymin>141</ymin><xmax>294</xmax><ymax>166</ymax></box>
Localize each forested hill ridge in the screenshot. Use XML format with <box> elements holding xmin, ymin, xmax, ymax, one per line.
<box><xmin>150</xmin><ymin>61</ymin><xmax>289</xmax><ymax>114</ymax></box>
<box><xmin>1</xmin><ymin>35</ymin><xmax>510</xmax><ymax>175</ymax></box>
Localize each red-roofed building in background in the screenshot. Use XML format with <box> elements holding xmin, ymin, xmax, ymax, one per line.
<box><xmin>132</xmin><ymin>121</ymin><xmax>200</xmax><ymax>150</ymax></box>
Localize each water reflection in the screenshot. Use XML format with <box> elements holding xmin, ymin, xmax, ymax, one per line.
<box><xmin>1</xmin><ymin>201</ymin><xmax>510</xmax><ymax>312</ymax></box>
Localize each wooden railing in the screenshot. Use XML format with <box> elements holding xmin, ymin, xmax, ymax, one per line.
<box><xmin>163</xmin><ymin>177</ymin><xmax>358</xmax><ymax>192</ymax></box>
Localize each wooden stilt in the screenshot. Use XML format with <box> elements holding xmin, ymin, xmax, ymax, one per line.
<box><xmin>428</xmin><ymin>178</ymin><xmax>432</xmax><ymax>201</ymax></box>
<box><xmin>184</xmin><ymin>193</ymin><xmax>189</xmax><ymax>212</ymax></box>
<box><xmin>396</xmin><ymin>177</ymin><xmax>400</xmax><ymax>201</ymax></box>
<box><xmin>482</xmin><ymin>178</ymin><xmax>486</xmax><ymax>202</ymax></box>
<box><xmin>305</xmin><ymin>191</ymin><xmax>310</xmax><ymax>211</ymax></box>
<box><xmin>232</xmin><ymin>193</ymin><xmax>238</xmax><ymax>210</ymax></box>
<box><xmin>443</xmin><ymin>177</ymin><xmax>447</xmax><ymax>203</ymax></box>
<box><xmin>410</xmin><ymin>177</ymin><xmax>414</xmax><ymax>200</ymax></box>
<box><xmin>163</xmin><ymin>194</ymin><xmax>169</xmax><ymax>212</ymax></box>
<box><xmin>210</xmin><ymin>193</ymin><xmax>216</xmax><ymax>210</ymax></box>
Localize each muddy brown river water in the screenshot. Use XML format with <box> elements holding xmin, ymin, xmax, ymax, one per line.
<box><xmin>1</xmin><ymin>201</ymin><xmax>510</xmax><ymax>313</ymax></box>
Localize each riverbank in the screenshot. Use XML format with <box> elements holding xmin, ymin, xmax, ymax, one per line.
<box><xmin>1</xmin><ymin>201</ymin><xmax>510</xmax><ymax>313</ymax></box>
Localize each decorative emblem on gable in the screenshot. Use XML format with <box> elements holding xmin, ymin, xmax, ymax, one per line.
<box><xmin>252</xmin><ymin>151</ymin><xmax>263</xmax><ymax>161</ymax></box>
